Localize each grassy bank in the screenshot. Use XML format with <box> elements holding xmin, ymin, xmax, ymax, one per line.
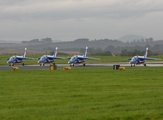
<box><xmin>0</xmin><ymin>67</ymin><xmax>163</xmax><ymax>119</ymax></box>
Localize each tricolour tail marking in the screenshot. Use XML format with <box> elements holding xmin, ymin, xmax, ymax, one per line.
<box><xmin>22</xmin><ymin>48</ymin><xmax>27</xmax><ymax>58</ymax></box>
<box><xmin>144</xmin><ymin>47</ymin><xmax>148</xmax><ymax>58</ymax></box>
<box><xmin>54</xmin><ymin>47</ymin><xmax>58</xmax><ymax>57</ymax></box>
<box><xmin>84</xmin><ymin>47</ymin><xmax>88</xmax><ymax>57</ymax></box>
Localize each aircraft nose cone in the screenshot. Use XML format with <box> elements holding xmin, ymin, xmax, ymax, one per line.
<box><xmin>68</xmin><ymin>60</ymin><xmax>72</xmax><ymax>64</ymax></box>
<box><xmin>129</xmin><ymin>60</ymin><xmax>134</xmax><ymax>64</ymax></box>
<box><xmin>7</xmin><ymin>60</ymin><xmax>11</xmax><ymax>63</ymax></box>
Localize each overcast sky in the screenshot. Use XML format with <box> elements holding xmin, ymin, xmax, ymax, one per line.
<box><xmin>0</xmin><ymin>0</ymin><xmax>163</xmax><ymax>41</ymax></box>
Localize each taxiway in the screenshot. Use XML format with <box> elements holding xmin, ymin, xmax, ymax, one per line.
<box><xmin>0</xmin><ymin>62</ymin><xmax>163</xmax><ymax>70</ymax></box>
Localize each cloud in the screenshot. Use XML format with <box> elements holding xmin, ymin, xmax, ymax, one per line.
<box><xmin>0</xmin><ymin>0</ymin><xmax>163</xmax><ymax>41</ymax></box>
<box><xmin>0</xmin><ymin>0</ymin><xmax>163</xmax><ymax>20</ymax></box>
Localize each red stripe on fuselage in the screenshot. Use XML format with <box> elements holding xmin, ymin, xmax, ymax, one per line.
<box><xmin>14</xmin><ymin>61</ymin><xmax>23</xmax><ymax>63</ymax></box>
<box><xmin>45</xmin><ymin>60</ymin><xmax>54</xmax><ymax>63</ymax></box>
<box><xmin>135</xmin><ymin>61</ymin><xmax>144</xmax><ymax>64</ymax></box>
<box><xmin>75</xmin><ymin>61</ymin><xmax>84</xmax><ymax>64</ymax></box>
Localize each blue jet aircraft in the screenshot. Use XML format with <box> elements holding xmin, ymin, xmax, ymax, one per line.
<box><xmin>38</xmin><ymin>47</ymin><xmax>64</xmax><ymax>66</ymax></box>
<box><xmin>128</xmin><ymin>47</ymin><xmax>161</xmax><ymax>67</ymax></box>
<box><xmin>7</xmin><ymin>48</ymin><xmax>33</xmax><ymax>66</ymax></box>
<box><xmin>68</xmin><ymin>47</ymin><xmax>100</xmax><ymax>66</ymax></box>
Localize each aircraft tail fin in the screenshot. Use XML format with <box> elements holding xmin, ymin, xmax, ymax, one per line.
<box><xmin>144</xmin><ymin>47</ymin><xmax>148</xmax><ymax>58</ymax></box>
<box><xmin>54</xmin><ymin>47</ymin><xmax>58</xmax><ymax>57</ymax></box>
<box><xmin>84</xmin><ymin>46</ymin><xmax>88</xmax><ymax>57</ymax></box>
<box><xmin>22</xmin><ymin>48</ymin><xmax>27</xmax><ymax>58</ymax></box>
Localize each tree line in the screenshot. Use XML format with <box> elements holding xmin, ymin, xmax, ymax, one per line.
<box><xmin>78</xmin><ymin>45</ymin><xmax>161</xmax><ymax>56</ymax></box>
<box><xmin>22</xmin><ymin>38</ymin><xmax>52</xmax><ymax>43</ymax></box>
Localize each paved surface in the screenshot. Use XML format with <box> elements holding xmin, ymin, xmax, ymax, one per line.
<box><xmin>0</xmin><ymin>62</ymin><xmax>163</xmax><ymax>70</ymax></box>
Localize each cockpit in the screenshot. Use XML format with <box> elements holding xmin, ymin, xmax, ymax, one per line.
<box><xmin>40</xmin><ymin>55</ymin><xmax>46</xmax><ymax>60</ymax></box>
<box><xmin>9</xmin><ymin>56</ymin><xmax>16</xmax><ymax>60</ymax></box>
<box><xmin>70</xmin><ymin>55</ymin><xmax>78</xmax><ymax>60</ymax></box>
<box><xmin>131</xmin><ymin>56</ymin><xmax>138</xmax><ymax>61</ymax></box>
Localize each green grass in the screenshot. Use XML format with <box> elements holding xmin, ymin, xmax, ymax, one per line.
<box><xmin>0</xmin><ymin>67</ymin><xmax>163</xmax><ymax>119</ymax></box>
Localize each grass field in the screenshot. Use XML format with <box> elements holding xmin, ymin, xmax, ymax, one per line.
<box><xmin>0</xmin><ymin>67</ymin><xmax>163</xmax><ymax>120</ymax></box>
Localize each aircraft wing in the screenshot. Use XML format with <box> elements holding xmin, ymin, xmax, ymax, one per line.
<box><xmin>127</xmin><ymin>58</ymin><xmax>132</xmax><ymax>60</ymax></box>
<box><xmin>144</xmin><ymin>57</ymin><xmax>161</xmax><ymax>60</ymax></box>
<box><xmin>55</xmin><ymin>57</ymin><xmax>65</xmax><ymax>59</ymax></box>
<box><xmin>123</xmin><ymin>58</ymin><xmax>132</xmax><ymax>60</ymax></box>
<box><xmin>86</xmin><ymin>57</ymin><xmax>100</xmax><ymax>60</ymax></box>
<box><xmin>24</xmin><ymin>57</ymin><xmax>37</xmax><ymax>60</ymax></box>
<box><xmin>78</xmin><ymin>57</ymin><xmax>100</xmax><ymax>60</ymax></box>
<box><xmin>48</xmin><ymin>56</ymin><xmax>65</xmax><ymax>59</ymax></box>
<box><xmin>66</xmin><ymin>57</ymin><xmax>71</xmax><ymax>59</ymax></box>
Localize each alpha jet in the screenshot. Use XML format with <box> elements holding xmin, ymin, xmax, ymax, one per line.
<box><xmin>38</xmin><ymin>47</ymin><xmax>64</xmax><ymax>66</ymax></box>
<box><xmin>128</xmin><ymin>47</ymin><xmax>161</xmax><ymax>67</ymax></box>
<box><xmin>7</xmin><ymin>48</ymin><xmax>34</xmax><ymax>66</ymax></box>
<box><xmin>68</xmin><ymin>47</ymin><xmax>100</xmax><ymax>66</ymax></box>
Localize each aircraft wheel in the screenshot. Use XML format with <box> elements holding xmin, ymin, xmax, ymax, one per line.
<box><xmin>22</xmin><ymin>63</ymin><xmax>25</xmax><ymax>66</ymax></box>
<box><xmin>83</xmin><ymin>63</ymin><xmax>86</xmax><ymax>66</ymax></box>
<box><xmin>144</xmin><ymin>64</ymin><xmax>146</xmax><ymax>66</ymax></box>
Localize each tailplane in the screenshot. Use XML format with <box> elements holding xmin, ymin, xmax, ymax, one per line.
<box><xmin>144</xmin><ymin>47</ymin><xmax>148</xmax><ymax>58</ymax></box>
<box><xmin>84</xmin><ymin>47</ymin><xmax>88</xmax><ymax>57</ymax></box>
<box><xmin>54</xmin><ymin>47</ymin><xmax>58</xmax><ymax>57</ymax></box>
<box><xmin>22</xmin><ymin>48</ymin><xmax>27</xmax><ymax>58</ymax></box>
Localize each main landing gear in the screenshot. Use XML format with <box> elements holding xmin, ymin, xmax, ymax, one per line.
<box><xmin>40</xmin><ymin>63</ymin><xmax>45</xmax><ymax>66</ymax></box>
<box><xmin>70</xmin><ymin>64</ymin><xmax>74</xmax><ymax>67</ymax></box>
<box><xmin>9</xmin><ymin>63</ymin><xmax>25</xmax><ymax>66</ymax></box>
<box><xmin>70</xmin><ymin>63</ymin><xmax>86</xmax><ymax>67</ymax></box>
<box><xmin>131</xmin><ymin>64</ymin><xmax>135</xmax><ymax>67</ymax></box>
<box><xmin>9</xmin><ymin>63</ymin><xmax>14</xmax><ymax>66</ymax></box>
<box><xmin>143</xmin><ymin>64</ymin><xmax>146</xmax><ymax>66</ymax></box>
<box><xmin>131</xmin><ymin>63</ymin><xmax>147</xmax><ymax>67</ymax></box>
